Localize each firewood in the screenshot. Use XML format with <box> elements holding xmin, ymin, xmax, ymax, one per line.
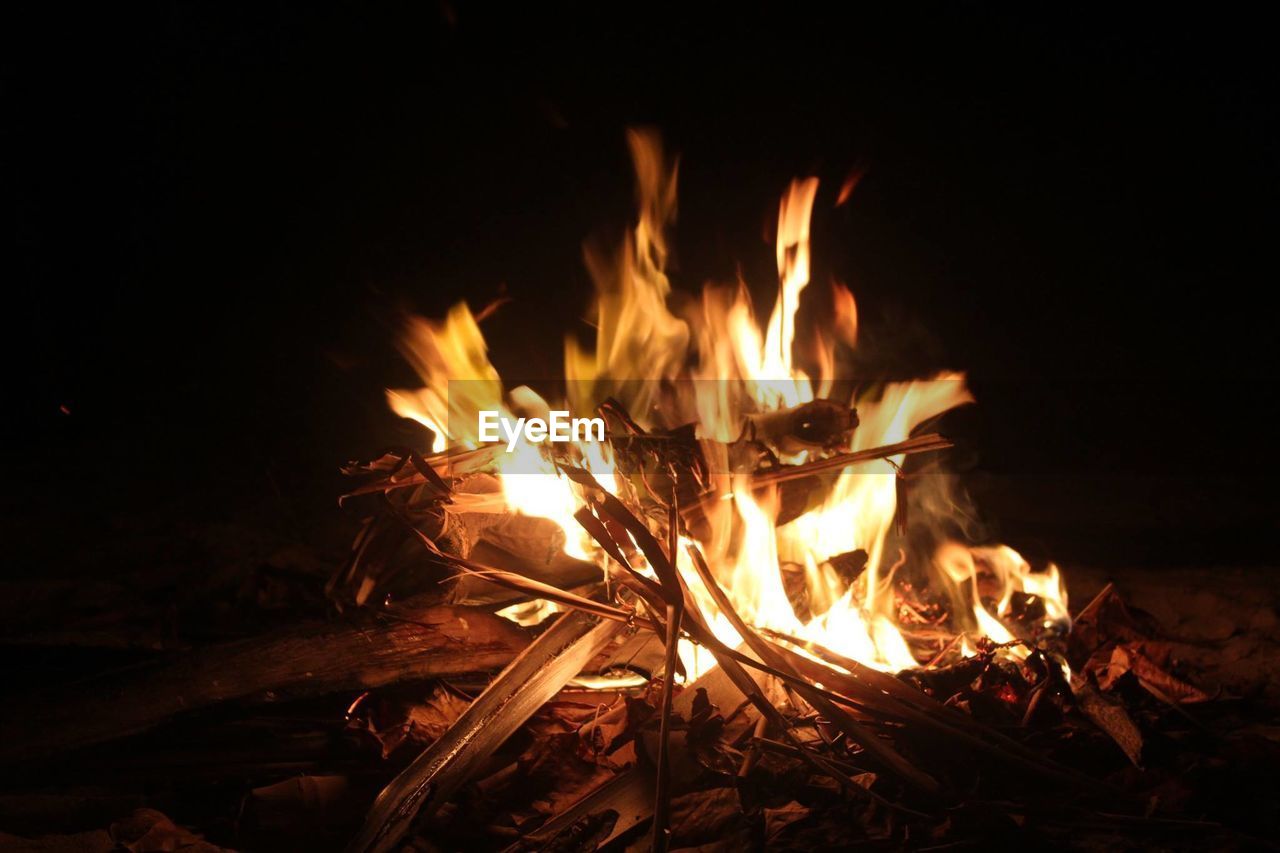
<box><xmin>0</xmin><ymin>605</ymin><xmax>528</xmax><ymax>765</ymax></box>
<box><xmin>348</xmin><ymin>609</ymin><xmax>629</xmax><ymax>853</ymax></box>
<box><xmin>340</xmin><ymin>431</ymin><xmax>949</xmax><ymax>504</ymax></box>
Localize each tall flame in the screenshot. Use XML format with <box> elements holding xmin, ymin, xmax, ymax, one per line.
<box><xmin>566</xmin><ymin>129</ymin><xmax>689</xmax><ymax>421</ymax></box>
<box><xmin>760</xmin><ymin>177</ymin><xmax>820</xmax><ymax>408</ymax></box>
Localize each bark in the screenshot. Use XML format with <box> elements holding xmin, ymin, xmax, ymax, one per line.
<box><xmin>0</xmin><ymin>605</ymin><xmax>528</xmax><ymax>765</ymax></box>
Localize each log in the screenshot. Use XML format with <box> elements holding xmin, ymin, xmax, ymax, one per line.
<box><xmin>0</xmin><ymin>605</ymin><xmax>529</xmax><ymax>765</ymax></box>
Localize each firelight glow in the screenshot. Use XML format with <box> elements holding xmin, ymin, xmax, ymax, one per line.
<box><xmin>386</xmin><ymin>129</ymin><xmax>1067</xmax><ymax>678</ymax></box>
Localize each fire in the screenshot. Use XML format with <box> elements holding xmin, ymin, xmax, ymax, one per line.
<box><xmin>760</xmin><ymin>177</ymin><xmax>819</xmax><ymax>408</ymax></box>
<box><xmin>386</xmin><ymin>132</ymin><xmax>1068</xmax><ymax>678</ymax></box>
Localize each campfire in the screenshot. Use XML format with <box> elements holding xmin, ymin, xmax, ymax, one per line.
<box><xmin>348</xmin><ymin>131</ymin><xmax>1067</xmax><ymax>676</ymax></box>
<box><xmin>5</xmin><ymin>131</ymin><xmax>1269</xmax><ymax>853</ymax></box>
<box><xmin>319</xmin><ymin>131</ymin><xmax>1217</xmax><ymax>850</ymax></box>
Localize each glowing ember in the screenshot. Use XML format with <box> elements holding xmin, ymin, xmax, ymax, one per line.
<box><xmin>387</xmin><ymin>131</ymin><xmax>1068</xmax><ymax>677</ymax></box>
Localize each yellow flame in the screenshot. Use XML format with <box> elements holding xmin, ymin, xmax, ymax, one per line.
<box><xmin>932</xmin><ymin>541</ymin><xmax>1069</xmax><ymax>659</ymax></box>
<box><xmin>566</xmin><ymin>129</ymin><xmax>689</xmax><ymax>422</ymax></box>
<box><xmin>386</xmin><ymin>304</ymin><xmax>504</xmax><ymax>452</ymax></box>
<box><xmin>760</xmin><ymin>177</ymin><xmax>820</xmax><ymax>408</ymax></box>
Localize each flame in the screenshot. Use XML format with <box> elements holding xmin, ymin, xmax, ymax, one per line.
<box><xmin>566</xmin><ymin>128</ymin><xmax>689</xmax><ymax>421</ymax></box>
<box><xmin>393</xmin><ymin>306</ymin><xmax>503</xmax><ymax>449</ymax></box>
<box><xmin>933</xmin><ymin>541</ymin><xmax>1069</xmax><ymax>659</ymax></box>
<box><xmin>760</xmin><ymin>177</ymin><xmax>820</xmax><ymax>408</ymax></box>
<box><xmin>388</xmin><ymin>313</ymin><xmax>617</xmax><ymax>561</ymax></box>
<box><xmin>384</xmin><ymin>132</ymin><xmax>1067</xmax><ymax>678</ymax></box>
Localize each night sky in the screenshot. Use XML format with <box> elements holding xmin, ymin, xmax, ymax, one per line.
<box><xmin>10</xmin><ymin>5</ymin><xmax>1279</xmax><ymax>570</ymax></box>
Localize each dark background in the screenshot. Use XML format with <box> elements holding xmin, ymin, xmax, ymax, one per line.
<box><xmin>9</xmin><ymin>4</ymin><xmax>1279</xmax><ymax>573</ymax></box>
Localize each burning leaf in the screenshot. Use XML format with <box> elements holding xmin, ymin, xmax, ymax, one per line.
<box><xmin>739</xmin><ymin>398</ymin><xmax>858</xmax><ymax>455</ymax></box>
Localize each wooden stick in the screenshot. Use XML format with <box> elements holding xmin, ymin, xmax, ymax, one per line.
<box><xmin>0</xmin><ymin>605</ymin><xmax>528</xmax><ymax>765</ymax></box>
<box><xmin>347</xmin><ymin>609</ymin><xmax>626</xmax><ymax>853</ymax></box>
<box><xmin>344</xmin><ymin>434</ymin><xmax>951</xmax><ymax>501</ymax></box>
<box><xmin>341</xmin><ymin>445</ymin><xmax>503</xmax><ymax>499</ymax></box>
<box><xmin>737</xmin><ymin>715</ymin><xmax>770</xmax><ymax>777</ymax></box>
<box><xmin>651</xmin><ymin>602</ymin><xmax>682</xmax><ymax>853</ymax></box>
<box><xmin>721</xmin><ymin>433</ymin><xmax>953</xmax><ymax>491</ymax></box>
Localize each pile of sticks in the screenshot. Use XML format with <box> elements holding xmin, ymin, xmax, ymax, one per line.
<box><xmin>0</xmin><ymin>400</ymin><xmax>1258</xmax><ymax>851</ymax></box>
<box><xmin>310</xmin><ymin>400</ymin><xmax>1196</xmax><ymax>850</ymax></box>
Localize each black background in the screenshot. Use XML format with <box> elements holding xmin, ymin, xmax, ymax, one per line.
<box><xmin>9</xmin><ymin>4</ymin><xmax>1279</xmax><ymax>572</ymax></box>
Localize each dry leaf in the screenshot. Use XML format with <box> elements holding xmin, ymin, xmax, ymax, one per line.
<box><xmin>405</xmin><ymin>685</ymin><xmax>474</xmax><ymax>742</ymax></box>
<box><xmin>578</xmin><ymin>696</ymin><xmax>649</xmax><ymax>767</ymax></box>
<box><xmin>348</xmin><ymin>683</ymin><xmax>473</xmax><ymax>758</ymax></box>
<box><xmin>764</xmin><ymin>800</ymin><xmax>813</xmax><ymax>843</ymax></box>
<box><xmin>1096</xmin><ymin>642</ymin><xmax>1212</xmax><ymax>703</ymax></box>
<box><xmin>669</xmin><ymin>787</ymin><xmax>744</xmax><ymax>847</ymax></box>
<box><xmin>524</xmin><ymin>732</ymin><xmax>619</xmax><ymax>817</ymax></box>
<box><xmin>1069</xmin><ymin>583</ymin><xmax>1158</xmax><ymax>666</ymax></box>
<box><xmin>1072</xmin><ymin>677</ymin><xmax>1143</xmax><ymax>766</ymax></box>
